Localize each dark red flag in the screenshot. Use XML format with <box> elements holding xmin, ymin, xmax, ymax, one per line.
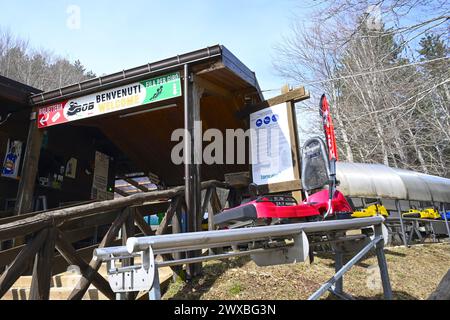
<box><xmin>320</xmin><ymin>94</ymin><xmax>339</xmax><ymax>161</ymax></box>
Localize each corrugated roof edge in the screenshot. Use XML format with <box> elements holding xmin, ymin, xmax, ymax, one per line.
<box><xmin>30</xmin><ymin>45</ymin><xmax>263</xmax><ymax>106</ymax></box>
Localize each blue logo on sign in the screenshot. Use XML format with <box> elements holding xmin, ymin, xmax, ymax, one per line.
<box><xmin>256</xmin><ymin>119</ymin><xmax>263</xmax><ymax>127</ymax></box>
<box><xmin>272</xmin><ymin>114</ymin><xmax>279</xmax><ymax>123</ymax></box>
<box><xmin>264</xmin><ymin>116</ymin><xmax>271</xmax><ymax>125</ymax></box>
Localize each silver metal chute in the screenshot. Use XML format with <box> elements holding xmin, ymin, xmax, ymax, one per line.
<box><xmin>94</xmin><ymin>217</ymin><xmax>392</xmax><ymax>300</ymax></box>
<box><xmin>393</xmin><ymin>168</ymin><xmax>433</xmax><ymax>202</ymax></box>
<box><xmin>414</xmin><ymin>172</ymin><xmax>450</xmax><ymax>203</ymax></box>
<box><xmin>336</xmin><ymin>162</ymin><xmax>450</xmax><ymax>203</ymax></box>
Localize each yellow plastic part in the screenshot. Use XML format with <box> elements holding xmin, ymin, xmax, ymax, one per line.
<box><xmin>351</xmin><ymin>204</ymin><xmax>389</xmax><ymax>218</ymax></box>
<box><xmin>403</xmin><ymin>208</ymin><xmax>440</xmax><ymax>219</ymax></box>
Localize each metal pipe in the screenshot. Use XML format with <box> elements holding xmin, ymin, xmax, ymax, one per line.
<box><xmin>94</xmin><ymin>217</ymin><xmax>384</xmax><ymax>260</ymax></box>
<box><xmin>125</xmin><ymin>217</ymin><xmax>384</xmax><ymax>254</ymax></box>
<box><xmin>374</xmin><ymin>224</ymin><xmax>393</xmax><ymax>299</ymax></box>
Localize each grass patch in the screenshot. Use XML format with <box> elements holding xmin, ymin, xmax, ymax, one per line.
<box><xmin>229</xmin><ymin>282</ymin><xmax>243</xmax><ymax>295</ymax></box>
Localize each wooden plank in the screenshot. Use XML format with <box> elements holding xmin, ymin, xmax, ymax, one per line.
<box><xmin>257</xmin><ymin>179</ymin><xmax>303</xmax><ymax>195</ymax></box>
<box><xmin>54</xmin><ymin>229</ymin><xmax>115</xmax><ymax>300</ymax></box>
<box><xmin>68</xmin><ymin>208</ymin><xmax>131</xmax><ymax>300</ymax></box>
<box><xmin>236</xmin><ymin>87</ymin><xmax>309</xmax><ymax>119</ymax></box>
<box><xmin>0</xmin><ymin>229</ymin><xmax>47</xmax><ymax>299</ymax></box>
<box><xmin>29</xmin><ymin>228</ymin><xmax>56</xmax><ymax>300</ymax></box>
<box><xmin>14</xmin><ymin>114</ymin><xmax>44</xmax><ymax>216</ymax></box>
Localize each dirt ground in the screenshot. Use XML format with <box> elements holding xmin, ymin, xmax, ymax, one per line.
<box><xmin>163</xmin><ymin>242</ymin><xmax>450</xmax><ymax>300</ymax></box>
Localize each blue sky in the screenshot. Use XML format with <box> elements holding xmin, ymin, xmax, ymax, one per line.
<box><xmin>0</xmin><ymin>0</ymin><xmax>311</xmax><ymax>98</ymax></box>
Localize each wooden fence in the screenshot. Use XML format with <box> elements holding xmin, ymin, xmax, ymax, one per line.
<box><xmin>0</xmin><ymin>180</ymin><xmax>228</xmax><ymax>300</ymax></box>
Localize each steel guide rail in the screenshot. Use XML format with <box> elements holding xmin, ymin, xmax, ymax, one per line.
<box><xmin>94</xmin><ymin>216</ymin><xmax>392</xmax><ymax>300</ymax></box>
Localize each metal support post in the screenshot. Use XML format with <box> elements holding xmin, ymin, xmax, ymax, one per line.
<box><xmin>334</xmin><ymin>250</ymin><xmax>344</xmax><ymax>295</ymax></box>
<box><xmin>395</xmin><ymin>200</ymin><xmax>408</xmax><ymax>247</ymax></box>
<box><xmin>374</xmin><ymin>224</ymin><xmax>393</xmax><ymax>300</ymax></box>
<box><xmin>308</xmin><ymin>236</ymin><xmax>383</xmax><ymax>300</ymax></box>
<box><xmin>441</xmin><ymin>203</ymin><xmax>450</xmax><ymax>239</ymax></box>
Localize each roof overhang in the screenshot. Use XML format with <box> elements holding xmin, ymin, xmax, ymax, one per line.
<box><xmin>0</xmin><ymin>75</ymin><xmax>41</xmax><ymax>112</ymax></box>
<box><xmin>30</xmin><ymin>45</ymin><xmax>263</xmax><ymax>106</ymax></box>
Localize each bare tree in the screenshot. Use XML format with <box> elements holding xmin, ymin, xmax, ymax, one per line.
<box><xmin>0</xmin><ymin>28</ymin><xmax>96</xmax><ymax>91</ymax></box>
<box><xmin>274</xmin><ymin>0</ymin><xmax>449</xmax><ymax>177</ymax></box>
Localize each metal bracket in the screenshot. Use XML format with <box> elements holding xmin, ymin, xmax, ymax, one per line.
<box><xmin>251</xmin><ymin>231</ymin><xmax>309</xmax><ymax>266</ymax></box>
<box><xmin>106</xmin><ymin>246</ymin><xmax>155</xmax><ymax>293</ymax></box>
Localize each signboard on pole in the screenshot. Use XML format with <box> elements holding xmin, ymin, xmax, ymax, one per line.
<box><xmin>37</xmin><ymin>72</ymin><xmax>182</xmax><ymax>128</ymax></box>
<box><xmin>250</xmin><ymin>103</ymin><xmax>296</xmax><ymax>186</ymax></box>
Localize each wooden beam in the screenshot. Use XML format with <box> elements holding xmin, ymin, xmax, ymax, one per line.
<box><xmin>156</xmin><ymin>196</ymin><xmax>181</xmax><ymax>236</ymax></box>
<box><xmin>29</xmin><ymin>228</ymin><xmax>56</xmax><ymax>300</ymax></box>
<box><xmin>0</xmin><ymin>229</ymin><xmax>47</xmax><ymax>299</ymax></box>
<box><xmin>68</xmin><ymin>208</ymin><xmax>131</xmax><ymax>300</ymax></box>
<box><xmin>195</xmin><ymin>76</ymin><xmax>234</xmax><ymax>99</ymax></box>
<box><xmin>236</xmin><ymin>87</ymin><xmax>309</xmax><ymax>119</ymax></box>
<box><xmin>54</xmin><ymin>229</ymin><xmax>115</xmax><ymax>300</ymax></box>
<box><xmin>256</xmin><ymin>179</ymin><xmax>303</xmax><ymax>194</ymax></box>
<box><xmin>114</xmin><ymin>188</ymin><xmax>129</xmax><ymax>197</ymax></box>
<box><xmin>14</xmin><ymin>113</ymin><xmax>44</xmax><ymax>215</ymax></box>
<box><xmin>133</xmin><ymin>207</ymin><xmax>154</xmax><ymax>236</ymax></box>
<box><xmin>185</xmin><ymin>72</ymin><xmax>204</xmax><ymax>278</ymax></box>
<box><xmin>0</xmin><ymin>244</ymin><xmax>24</xmax><ymax>269</ymax></box>
<box><xmin>124</xmin><ymin>178</ymin><xmax>149</xmax><ymax>192</ymax></box>
<box><xmin>0</xmin><ymin>181</ymin><xmax>226</xmax><ymax>241</ymax></box>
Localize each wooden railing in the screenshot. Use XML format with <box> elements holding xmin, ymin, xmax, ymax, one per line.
<box><xmin>0</xmin><ymin>180</ymin><xmax>229</xmax><ymax>300</ymax></box>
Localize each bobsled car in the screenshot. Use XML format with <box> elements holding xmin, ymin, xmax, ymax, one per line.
<box><xmin>352</xmin><ymin>204</ymin><xmax>389</xmax><ymax>218</ymax></box>
<box><xmin>403</xmin><ymin>208</ymin><xmax>441</xmax><ymax>220</ymax></box>
<box><xmin>215</xmin><ymin>137</ymin><xmax>357</xmax><ymax>228</ymax></box>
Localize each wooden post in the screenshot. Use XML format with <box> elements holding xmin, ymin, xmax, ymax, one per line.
<box><xmin>29</xmin><ymin>228</ymin><xmax>56</xmax><ymax>300</ymax></box>
<box><xmin>184</xmin><ymin>66</ymin><xmax>204</xmax><ymax>278</ymax></box>
<box><xmin>0</xmin><ymin>229</ymin><xmax>48</xmax><ymax>299</ymax></box>
<box><xmin>14</xmin><ymin>111</ymin><xmax>44</xmax><ymax>215</ymax></box>
<box><xmin>286</xmin><ymin>98</ymin><xmax>303</xmax><ymax>203</ymax></box>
